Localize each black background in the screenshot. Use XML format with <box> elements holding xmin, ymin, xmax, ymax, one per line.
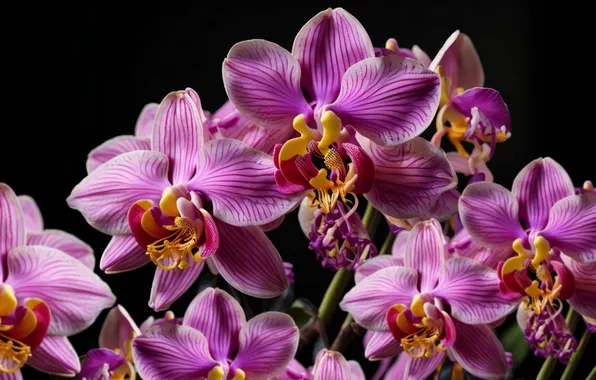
<box><xmin>4</xmin><ymin>1</ymin><xmax>595</xmax><ymax>378</ymax></box>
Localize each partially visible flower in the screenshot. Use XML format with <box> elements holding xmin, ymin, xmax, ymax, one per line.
<box><xmin>272</xmin><ymin>349</ymin><xmax>364</xmax><ymax>380</ymax></box>
<box><xmin>283</xmin><ymin>262</ymin><xmax>295</xmax><ymax>284</ymax></box>
<box><xmin>459</xmin><ymin>157</ymin><xmax>596</xmax><ymax>361</ymax></box>
<box><xmin>133</xmin><ymin>287</ymin><xmax>299</xmax><ymax>380</ymax></box>
<box><xmin>80</xmin><ymin>348</ymin><xmax>134</xmax><ymax>380</ymax></box>
<box><xmin>341</xmin><ymin>219</ymin><xmax>515</xmax><ymax>379</ymax></box>
<box><xmin>575</xmin><ymin>180</ymin><xmax>594</xmax><ymax>194</ymax></box>
<box><xmin>375</xmin><ymin>38</ymin><xmax>431</xmax><ymax>68</ymax></box>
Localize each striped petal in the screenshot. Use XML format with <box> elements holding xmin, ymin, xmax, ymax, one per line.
<box><xmin>405</xmin><ymin>219</ymin><xmax>446</xmax><ymax>293</ymax></box>
<box><xmin>149</xmin><ymin>260</ymin><xmax>205</xmax><ymax>311</ymax></box>
<box><xmin>192</xmin><ymin>138</ymin><xmax>301</xmax><ymax>226</ymax></box>
<box><xmin>327</xmin><ymin>56</ymin><xmax>440</xmax><ymax>146</ymax></box>
<box><xmin>135</xmin><ymin>103</ymin><xmax>159</xmax><ymax>139</ymax></box>
<box><xmin>17</xmin><ymin>195</ymin><xmax>43</xmax><ymax>233</ymax></box>
<box><xmin>86</xmin><ymin>135</ymin><xmax>151</xmax><ymax>173</ymax></box>
<box><xmin>0</xmin><ymin>184</ymin><xmax>25</xmax><ymax>264</ymax></box>
<box><xmin>99</xmin><ymin>305</ymin><xmax>141</xmax><ymax>355</ymax></box>
<box><xmin>292</xmin><ymin>8</ymin><xmax>374</xmax><ymax>106</ymax></box>
<box><xmin>5</xmin><ymin>246</ymin><xmax>115</xmax><ymax>335</ymax></box>
<box><xmin>565</xmin><ymin>258</ymin><xmax>596</xmax><ymax>318</ymax></box>
<box><xmin>26</xmin><ymin>229</ymin><xmax>95</xmax><ymax>269</ymax></box>
<box><xmin>312</xmin><ymin>349</ymin><xmax>351</xmax><ymax>380</ymax></box>
<box><xmin>100</xmin><ymin>235</ymin><xmax>150</xmax><ymax>273</ymax></box>
<box><xmin>354</xmin><ymin>255</ymin><xmax>404</xmax><ymax>284</ymax></box>
<box><xmin>364</xmin><ymin>331</ymin><xmax>402</xmax><ymax>360</ymax></box>
<box><xmin>405</xmin><ymin>352</ymin><xmax>445</xmax><ymax>380</ymax></box>
<box><xmin>27</xmin><ymin>336</ymin><xmax>81</xmax><ymax>377</ymax></box>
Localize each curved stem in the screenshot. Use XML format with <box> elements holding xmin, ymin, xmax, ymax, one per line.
<box><xmin>362</xmin><ymin>202</ymin><xmax>380</xmax><ymax>236</ymax></box>
<box><xmin>317</xmin><ymin>268</ymin><xmax>351</xmax><ymax>325</ymax></box>
<box><xmin>561</xmin><ymin>328</ymin><xmax>591</xmax><ymax>380</ymax></box>
<box><xmin>588</xmin><ymin>365</ymin><xmax>596</xmax><ymax>380</ymax></box>
<box><xmin>379</xmin><ymin>233</ymin><xmax>396</xmax><ymax>256</ymax></box>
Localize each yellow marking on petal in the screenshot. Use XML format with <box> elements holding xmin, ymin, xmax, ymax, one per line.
<box><xmin>232</xmin><ymin>369</ymin><xmax>246</xmax><ymax>380</ymax></box>
<box><xmin>410</xmin><ymin>295</ymin><xmax>426</xmax><ymax>318</ymax></box>
<box><xmin>165</xmin><ymin>311</ymin><xmax>175</xmax><ymax>321</ymax></box>
<box><xmin>279</xmin><ymin>114</ymin><xmax>317</xmax><ymax>161</ymax></box>
<box><xmin>525</xmin><ymin>280</ymin><xmax>544</xmax><ymax>298</ymax></box>
<box><xmin>436</xmin><ymin>66</ymin><xmax>452</xmax><ymax>109</ymax></box>
<box><xmin>584</xmin><ymin>181</ymin><xmax>594</xmax><ymax>191</ymax></box>
<box><xmin>6</xmin><ymin>308</ymin><xmax>36</xmax><ymax>340</ymax></box>
<box><xmin>502</xmin><ymin>238</ymin><xmax>530</xmax><ymax>275</ymax></box>
<box><xmin>318</xmin><ymin>111</ymin><xmax>342</xmax><ymax>156</ymax></box>
<box><xmin>385</xmin><ymin>39</ymin><xmax>398</xmax><ymax>51</ymax></box>
<box><xmin>456</xmin><ymin>87</ymin><xmax>465</xmax><ymax>95</ymax></box>
<box><xmin>532</xmin><ymin>236</ymin><xmax>550</xmax><ymax>270</ymax></box>
<box><xmin>0</xmin><ymin>285</ymin><xmax>17</xmax><ymax>317</ymax></box>
<box><xmin>141</xmin><ymin>209</ymin><xmax>166</xmax><ymax>239</ymax></box>
<box><xmin>397</xmin><ymin>311</ymin><xmax>417</xmax><ymax>335</ymax></box>
<box><xmin>159</xmin><ymin>188</ymin><xmax>180</xmax><ymax>218</ymax></box>
<box><xmin>208</xmin><ymin>366</ymin><xmax>224</xmax><ymax>380</ymax></box>
<box><xmin>309</xmin><ymin>169</ymin><xmax>334</xmax><ymax>189</ymax></box>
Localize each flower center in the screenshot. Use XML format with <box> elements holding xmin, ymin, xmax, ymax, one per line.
<box><xmin>146</xmin><ymin>216</ymin><xmax>198</xmax><ymax>270</ymax></box>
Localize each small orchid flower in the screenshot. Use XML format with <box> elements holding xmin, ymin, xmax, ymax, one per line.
<box><xmin>459</xmin><ymin>157</ymin><xmax>596</xmax><ymax>362</ymax></box>
<box><xmin>1</xmin><ymin>184</ymin><xmax>115</xmax><ymax>378</ymax></box>
<box><xmin>429</xmin><ymin>31</ymin><xmax>511</xmax><ymax>174</ymax></box>
<box><xmin>341</xmin><ymin>219</ymin><xmax>516</xmax><ymax>379</ymax></box>
<box><xmin>132</xmin><ymin>287</ymin><xmax>299</xmax><ymax>380</ymax></box>
<box><xmin>271</xmin><ymin>349</ymin><xmax>365</xmax><ymax>380</ymax></box>
<box><xmin>375</xmin><ymin>38</ymin><xmax>431</xmax><ymax>68</ymax></box>
<box><xmin>69</xmin><ymin>88</ymin><xmax>301</xmax><ymax>311</ymax></box>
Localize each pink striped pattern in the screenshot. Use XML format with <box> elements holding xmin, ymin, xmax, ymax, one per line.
<box><xmin>153</xmin><ymin>88</ymin><xmax>206</xmax><ymax>184</ymax></box>
<box><xmin>183</xmin><ymin>288</ymin><xmax>246</xmax><ymax>362</ymax></box>
<box><xmin>404</xmin><ymin>351</ymin><xmax>446</xmax><ymax>379</ymax></box>
<box><xmin>223</xmin><ymin>39</ymin><xmax>311</xmax><ymax>129</ymax></box>
<box><xmin>193</xmin><ymin>138</ymin><xmax>300</xmax><ymax>226</ymax></box>
<box><xmin>100</xmin><ymin>234</ymin><xmax>150</xmax><ymax>273</ymax></box>
<box><xmin>0</xmin><ymin>183</ymin><xmax>25</xmax><ymax>261</ymax></box>
<box><xmin>27</xmin><ymin>229</ymin><xmax>95</xmax><ymax>269</ymax></box>
<box><xmin>434</xmin><ymin>257</ymin><xmax>518</xmax><ymax>324</ymax></box>
<box><xmin>354</xmin><ymin>255</ymin><xmax>404</xmax><ymax>284</ymax></box>
<box><xmin>134</xmin><ymin>102</ymin><xmax>159</xmax><ymax>139</ymax></box>
<box><xmin>364</xmin><ymin>331</ymin><xmax>401</xmax><ymax>360</ymax></box>
<box><xmin>512</xmin><ymin>157</ymin><xmax>574</xmax><ymax>231</ymax></box>
<box><xmin>405</xmin><ymin>220</ymin><xmax>445</xmax><ymax>293</ymax></box>
<box><xmin>0</xmin><ymin>370</ymin><xmax>22</xmax><ymax>379</ymax></box>
<box><xmin>149</xmin><ymin>260</ymin><xmax>205</xmax><ymax>311</ymax></box>
<box><xmin>67</xmin><ymin>150</ymin><xmax>170</xmax><ymax>235</ymax></box>
<box><xmin>27</xmin><ymin>335</ymin><xmax>80</xmax><ymax>376</ymax></box>
<box><xmin>364</xmin><ymin>137</ymin><xmax>457</xmax><ymax>219</ymax></box>
<box><xmin>211</xmin><ymin>222</ymin><xmax>287</xmax><ymax>298</ymax></box>
<box><xmin>312</xmin><ymin>349</ymin><xmax>351</xmax><ymax>380</ymax></box>
<box><xmin>292</xmin><ymin>8</ymin><xmax>374</xmax><ymax>106</ymax></box>
<box><xmin>328</xmin><ymin>56</ymin><xmax>440</xmax><ymax>146</ymax></box>
<box><xmin>17</xmin><ymin>195</ymin><xmax>43</xmax><ymax>232</ymax></box>
<box><xmin>99</xmin><ymin>305</ymin><xmax>141</xmax><ymax>354</ymax></box>
<box><xmin>5</xmin><ymin>246</ymin><xmax>115</xmax><ymax>335</ymax></box>
<box><xmin>86</xmin><ymin>135</ymin><xmax>151</xmax><ymax>173</ymax></box>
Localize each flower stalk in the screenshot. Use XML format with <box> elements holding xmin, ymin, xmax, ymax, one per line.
<box><xmin>561</xmin><ymin>328</ymin><xmax>591</xmax><ymax>380</ymax></box>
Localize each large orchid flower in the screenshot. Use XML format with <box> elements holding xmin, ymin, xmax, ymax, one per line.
<box><xmin>429</xmin><ymin>31</ymin><xmax>511</xmax><ymax>174</ymax></box>
<box><xmin>132</xmin><ymin>287</ymin><xmax>299</xmax><ymax>380</ymax></box>
<box><xmin>0</xmin><ymin>184</ymin><xmax>115</xmax><ymax>379</ymax></box>
<box><xmin>459</xmin><ymin>157</ymin><xmax>596</xmax><ymax>362</ymax></box>
<box><xmin>341</xmin><ymin>219</ymin><xmax>516</xmax><ymax>379</ymax></box>
<box><xmin>69</xmin><ymin>88</ymin><xmax>301</xmax><ymax>311</ymax></box>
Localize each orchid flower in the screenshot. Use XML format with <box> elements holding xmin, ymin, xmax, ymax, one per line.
<box><xmin>132</xmin><ymin>287</ymin><xmax>299</xmax><ymax>380</ymax></box>
<box><xmin>429</xmin><ymin>31</ymin><xmax>511</xmax><ymax>174</ymax></box>
<box><xmin>271</xmin><ymin>349</ymin><xmax>365</xmax><ymax>380</ymax></box>
<box><xmin>341</xmin><ymin>219</ymin><xmax>516</xmax><ymax>379</ymax></box>
<box><xmin>68</xmin><ymin>88</ymin><xmax>302</xmax><ymax>311</ymax></box>
<box><xmin>459</xmin><ymin>157</ymin><xmax>596</xmax><ymax>362</ymax></box>
<box><xmin>375</xmin><ymin>38</ymin><xmax>431</xmax><ymax>68</ymax></box>
<box><xmin>1</xmin><ymin>183</ymin><xmax>115</xmax><ymax>379</ymax></box>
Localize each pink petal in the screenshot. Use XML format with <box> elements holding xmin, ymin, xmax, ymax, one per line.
<box><xmin>292</xmin><ymin>8</ymin><xmax>374</xmax><ymax>106</ymax></box>
<box><xmin>5</xmin><ymin>246</ymin><xmax>115</xmax><ymax>335</ymax></box>
<box><xmin>405</xmin><ymin>352</ymin><xmax>445</xmax><ymax>380</ymax></box>
<box><xmin>450</xmin><ymin>87</ymin><xmax>511</xmax><ymax>135</ymax></box>
<box><xmin>27</xmin><ymin>336</ymin><xmax>81</xmax><ymax>376</ymax></box>
<box><xmin>384</xmin><ymin>353</ymin><xmax>409</xmax><ymax>380</ymax></box>
<box><xmin>449</xmin><ymin>320</ymin><xmax>509</xmax><ymax>379</ymax></box>
<box><xmin>297</xmin><ymin>197</ymin><xmax>315</xmax><ymax>237</ymax></box>
<box><xmin>99</xmin><ymin>305</ymin><xmax>141</xmax><ymax>355</ymax></box>
<box><xmin>392</xmin><ymin>230</ymin><xmax>410</xmax><ymax>258</ymax></box>
<box><xmin>0</xmin><ymin>371</ymin><xmax>22</xmax><ymax>380</ymax></box>
<box><xmin>152</xmin><ymin>88</ymin><xmax>208</xmax><ymax>184</ymax></box>
<box><xmin>423</xmin><ymin>188</ymin><xmax>460</xmax><ymax>221</ymax></box>
<box><xmin>223</xmin><ymin>39</ymin><xmax>312</xmax><ymax>129</ymax></box>
<box><xmin>365</xmin><ymin>331</ymin><xmax>402</xmax><ymax>360</ymax></box>
<box><xmin>429</xmin><ymin>30</ymin><xmax>484</xmax><ymax>92</ymax></box>
<box><xmin>17</xmin><ymin>195</ymin><xmax>43</xmax><ymax>233</ymax></box>
<box><xmin>340</xmin><ymin>266</ymin><xmax>418</xmax><ymax>330</ymax></box>
<box><xmin>312</xmin><ymin>349</ymin><xmax>351</xmax><ymax>380</ymax></box>
<box><xmin>192</xmin><ymin>138</ymin><xmax>301</xmax><ymax>226</ymax></box>
<box><xmin>450</xmin><ymin>228</ymin><xmax>513</xmax><ymax>269</ymax></box>
<box><xmin>434</xmin><ymin>257</ymin><xmax>518</xmax><ymax>324</ymax></box>
<box><xmin>100</xmin><ymin>234</ymin><xmax>150</xmax><ymax>273</ymax></box>
<box><xmin>86</xmin><ymin>135</ymin><xmax>151</xmax><ymax>173</ymax></box>
<box><xmin>135</xmin><ymin>102</ymin><xmax>159</xmax><ymax>139</ymax></box>
<box><xmin>512</xmin><ymin>157</ymin><xmax>574</xmax><ymax>231</ymax></box>
<box><xmin>67</xmin><ymin>150</ymin><xmax>171</xmax><ymax>235</ymax></box>
<box><xmin>0</xmin><ymin>183</ymin><xmax>25</xmax><ymax>262</ymax></box>
<box><xmin>566</xmin><ymin>259</ymin><xmax>596</xmax><ymax>318</ymax></box>
<box><xmin>132</xmin><ymin>324</ymin><xmax>218</xmax><ymax>380</ymax></box>
<box><xmin>405</xmin><ymin>219</ymin><xmax>445</xmax><ymax>292</ymax></box>
<box><xmin>211</xmin><ymin>221</ymin><xmax>287</xmax><ymax>298</ymax></box>
<box><xmin>347</xmin><ymin>361</ymin><xmax>366</xmax><ymax>380</ymax></box>
<box><xmin>363</xmin><ymin>137</ymin><xmax>457</xmax><ymax>219</ymax></box>
<box><xmin>446</xmin><ymin>151</ymin><xmax>494</xmax><ymax>181</ymax></box>
<box><xmin>540</xmin><ymin>193</ymin><xmax>596</xmax><ymax>263</ymax></box>
<box><xmin>183</xmin><ymin>288</ymin><xmax>246</xmax><ymax>362</ymax></box>
<box><xmin>149</xmin><ymin>260</ymin><xmax>205</xmax><ymax>311</ymax></box>
<box><xmin>354</xmin><ymin>255</ymin><xmax>404</xmax><ymax>284</ymax></box>
<box><xmin>27</xmin><ymin>229</ymin><xmax>95</xmax><ymax>269</ymax></box>
<box><xmin>231</xmin><ymin>312</ymin><xmax>299</xmax><ymax>379</ymax></box>
<box><xmin>459</xmin><ymin>182</ymin><xmax>526</xmax><ymax>248</ymax></box>
<box><xmin>328</xmin><ymin>56</ymin><xmax>440</xmax><ymax>146</ymax></box>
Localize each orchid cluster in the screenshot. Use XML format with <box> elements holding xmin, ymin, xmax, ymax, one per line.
<box><xmin>2</xmin><ymin>6</ymin><xmax>594</xmax><ymax>380</ymax></box>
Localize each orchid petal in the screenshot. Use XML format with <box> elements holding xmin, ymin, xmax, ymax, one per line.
<box><xmin>135</xmin><ymin>103</ymin><xmax>159</xmax><ymax>139</ymax></box>
<box><xmin>540</xmin><ymin>193</ymin><xmax>596</xmax><ymax>263</ymax></box>
<box><xmin>312</xmin><ymin>349</ymin><xmax>351</xmax><ymax>380</ymax></box>
<box><xmin>292</xmin><ymin>8</ymin><xmax>374</xmax><ymax>106</ymax></box>
<box><xmin>385</xmin><ymin>353</ymin><xmax>409</xmax><ymax>380</ymax></box>
<box><xmin>347</xmin><ymin>361</ymin><xmax>366</xmax><ymax>380</ymax></box>
<box><xmin>512</xmin><ymin>157</ymin><xmax>574</xmax><ymax>231</ymax></box>
<box><xmin>27</xmin><ymin>229</ymin><xmax>95</xmax><ymax>269</ymax></box>
<box><xmin>183</xmin><ymin>288</ymin><xmax>246</xmax><ymax>362</ymax></box>
<box><xmin>231</xmin><ymin>312</ymin><xmax>298</xmax><ymax>379</ymax></box>
<box><xmin>341</xmin><ymin>266</ymin><xmax>418</xmax><ymax>330</ymax></box>
<box><xmin>67</xmin><ymin>150</ymin><xmax>170</xmax><ymax>235</ymax></box>
<box><xmin>445</xmin><ymin>151</ymin><xmax>493</xmax><ymax>181</ymax></box>
<box><xmin>365</xmin><ymin>331</ymin><xmax>402</xmax><ymax>360</ymax></box>
<box><xmin>405</xmin><ymin>352</ymin><xmax>445</xmax><ymax>380</ymax></box>
<box><xmin>450</xmin><ymin>228</ymin><xmax>513</xmax><ymax>269</ymax></box>
<box><xmin>223</xmin><ymin>39</ymin><xmax>312</xmax><ymax>129</ymax></box>
<box><xmin>0</xmin><ymin>184</ymin><xmax>25</xmax><ymax>262</ymax></box>
<box><xmin>5</xmin><ymin>246</ymin><xmax>115</xmax><ymax>335</ymax></box>
<box><xmin>449</xmin><ymin>320</ymin><xmax>509</xmax><ymax>379</ymax></box>
<box><xmin>328</xmin><ymin>56</ymin><xmax>440</xmax><ymax>146</ymax></box>
<box><xmin>100</xmin><ymin>234</ymin><xmax>150</xmax><ymax>273</ymax></box>
<box><xmin>450</xmin><ymin>88</ymin><xmax>511</xmax><ymax>134</ymax></box>
<box><xmin>133</xmin><ymin>324</ymin><xmax>218</xmax><ymax>380</ymax></box>
<box><xmin>86</xmin><ymin>136</ymin><xmax>151</xmax><ymax>173</ymax></box>
<box><xmin>566</xmin><ymin>259</ymin><xmax>596</xmax><ymax>318</ymax></box>
<box><xmin>27</xmin><ymin>336</ymin><xmax>81</xmax><ymax>377</ymax></box>
<box><xmin>149</xmin><ymin>260</ymin><xmax>205</xmax><ymax>311</ymax></box>
<box><xmin>16</xmin><ymin>195</ymin><xmax>43</xmax><ymax>233</ymax></box>
<box><xmin>423</xmin><ymin>188</ymin><xmax>460</xmax><ymax>221</ymax></box>
<box><xmin>355</xmin><ymin>256</ymin><xmax>404</xmax><ymax>284</ymax></box>
<box><xmin>0</xmin><ymin>371</ymin><xmax>22</xmax><ymax>380</ymax></box>
<box><xmin>459</xmin><ymin>182</ymin><xmax>526</xmax><ymax>248</ymax></box>
<box><xmin>363</xmin><ymin>137</ymin><xmax>457</xmax><ymax>219</ymax></box>
<box><xmin>79</xmin><ymin>348</ymin><xmax>126</xmax><ymax>380</ymax></box>
<box><xmin>405</xmin><ymin>219</ymin><xmax>445</xmax><ymax>292</ymax></box>
<box><xmin>297</xmin><ymin>196</ymin><xmax>315</xmax><ymax>237</ymax></box>
<box><xmin>434</xmin><ymin>257</ymin><xmax>518</xmax><ymax>324</ymax></box>
<box><xmin>192</xmin><ymin>138</ymin><xmax>301</xmax><ymax>226</ymax></box>
<box><xmin>99</xmin><ymin>305</ymin><xmax>141</xmax><ymax>355</ymax></box>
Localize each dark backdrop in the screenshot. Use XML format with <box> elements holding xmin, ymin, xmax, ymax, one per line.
<box><xmin>4</xmin><ymin>1</ymin><xmax>594</xmax><ymax>378</ymax></box>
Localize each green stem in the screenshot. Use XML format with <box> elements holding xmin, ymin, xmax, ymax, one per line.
<box><xmin>317</xmin><ymin>268</ymin><xmax>351</xmax><ymax>325</ymax></box>
<box><xmin>361</xmin><ymin>202</ymin><xmax>380</xmax><ymax>236</ymax></box>
<box><xmin>537</xmin><ymin>307</ymin><xmax>578</xmax><ymax>380</ymax></box>
<box><xmin>565</xmin><ymin>307</ymin><xmax>579</xmax><ymax>334</ymax></box>
<box><xmin>379</xmin><ymin>233</ymin><xmax>396</xmax><ymax>256</ymax></box>
<box><xmin>588</xmin><ymin>365</ymin><xmax>596</xmax><ymax>380</ymax></box>
<box><xmin>561</xmin><ymin>329</ymin><xmax>591</xmax><ymax>380</ymax></box>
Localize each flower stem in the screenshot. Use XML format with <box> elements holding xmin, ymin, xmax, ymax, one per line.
<box><xmin>330</xmin><ymin>314</ymin><xmax>364</xmax><ymax>353</ymax></box>
<box><xmin>317</xmin><ymin>268</ymin><xmax>351</xmax><ymax>326</ymax></box>
<box><xmin>537</xmin><ymin>306</ymin><xmax>578</xmax><ymax>380</ymax></box>
<box><xmin>589</xmin><ymin>365</ymin><xmax>596</xmax><ymax>380</ymax></box>
<box><xmin>561</xmin><ymin>328</ymin><xmax>591</xmax><ymax>380</ymax></box>
<box><xmin>361</xmin><ymin>202</ymin><xmax>380</xmax><ymax>236</ymax></box>
<box><xmin>379</xmin><ymin>232</ymin><xmax>396</xmax><ymax>256</ymax></box>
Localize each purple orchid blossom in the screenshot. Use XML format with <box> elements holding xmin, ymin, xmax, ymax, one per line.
<box><xmin>341</xmin><ymin>219</ymin><xmax>516</xmax><ymax>379</ymax></box>
<box><xmin>68</xmin><ymin>88</ymin><xmax>302</xmax><ymax>311</ymax></box>
<box><xmin>459</xmin><ymin>157</ymin><xmax>596</xmax><ymax>362</ymax></box>
<box><xmin>132</xmin><ymin>287</ymin><xmax>299</xmax><ymax>380</ymax></box>
<box><xmin>271</xmin><ymin>349</ymin><xmax>365</xmax><ymax>380</ymax></box>
<box><xmin>0</xmin><ymin>184</ymin><xmax>115</xmax><ymax>379</ymax></box>
<box><xmin>429</xmin><ymin>30</ymin><xmax>511</xmax><ymax>175</ymax></box>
